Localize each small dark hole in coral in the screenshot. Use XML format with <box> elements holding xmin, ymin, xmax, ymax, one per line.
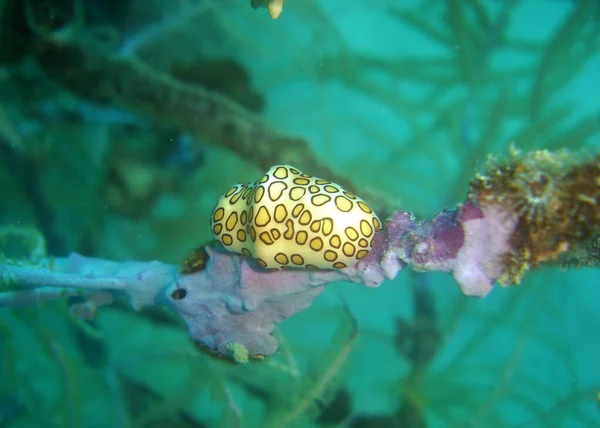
<box><xmin>171</xmin><ymin>288</ymin><xmax>187</xmax><ymax>300</ymax></box>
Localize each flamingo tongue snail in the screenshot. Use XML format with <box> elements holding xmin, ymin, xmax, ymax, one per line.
<box><xmin>210</xmin><ymin>165</ymin><xmax>383</xmax><ymax>270</ymax></box>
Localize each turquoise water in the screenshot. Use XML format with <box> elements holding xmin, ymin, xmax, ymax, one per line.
<box><xmin>0</xmin><ymin>1</ymin><xmax>599</xmax><ymax>427</ymax></box>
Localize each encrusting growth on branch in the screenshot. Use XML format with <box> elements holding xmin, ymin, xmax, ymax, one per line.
<box><xmin>469</xmin><ymin>147</ymin><xmax>600</xmax><ymax>285</ymax></box>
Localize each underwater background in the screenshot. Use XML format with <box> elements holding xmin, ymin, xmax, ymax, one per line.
<box><xmin>0</xmin><ymin>0</ymin><xmax>599</xmax><ymax>427</ymax></box>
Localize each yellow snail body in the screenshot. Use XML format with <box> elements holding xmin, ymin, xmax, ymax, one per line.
<box><xmin>210</xmin><ymin>165</ymin><xmax>382</xmax><ymax>269</ymax></box>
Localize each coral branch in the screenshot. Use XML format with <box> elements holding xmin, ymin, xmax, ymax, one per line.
<box><xmin>0</xmin><ymin>250</ymin><xmax>347</xmax><ymax>357</ymax></box>
<box><xmin>1</xmin><ymin>144</ymin><xmax>597</xmax><ymax>360</ymax></box>
<box><xmin>0</xmin><ymin>287</ymin><xmax>81</xmax><ymax>307</ymax></box>
<box><xmin>375</xmin><ymin>148</ymin><xmax>600</xmax><ymax>295</ymax></box>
